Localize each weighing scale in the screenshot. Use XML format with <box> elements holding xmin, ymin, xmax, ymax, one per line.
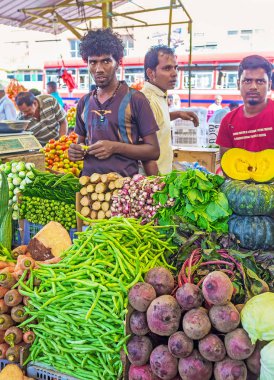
<box><xmin>0</xmin><ymin>132</ymin><xmax>42</xmax><ymax>156</ymax></box>
<box><xmin>0</xmin><ymin>120</ymin><xmax>44</xmax><ymax>170</ymax></box>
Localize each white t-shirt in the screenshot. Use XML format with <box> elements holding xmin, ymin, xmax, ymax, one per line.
<box><xmin>208</xmin><ymin>103</ymin><xmax>222</xmax><ymax>112</ymax></box>
<box><xmin>141</xmin><ymin>82</ymin><xmax>173</xmax><ymax>174</ymax></box>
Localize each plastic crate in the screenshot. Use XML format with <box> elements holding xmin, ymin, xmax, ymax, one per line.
<box><xmin>23</xmin><ymin>220</ymin><xmax>77</xmax><ymax>245</ymax></box>
<box><xmin>27</xmin><ymin>361</ymin><xmax>80</xmax><ymax>380</ymax></box>
<box><xmin>0</xmin><ymin>359</ymin><xmax>22</xmax><ymax>371</ymax></box>
<box><xmin>12</xmin><ymin>220</ymin><xmax>22</xmax><ymax>247</ymax></box>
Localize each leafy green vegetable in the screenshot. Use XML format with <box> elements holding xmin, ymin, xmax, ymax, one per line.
<box><xmin>154</xmin><ymin>169</ymin><xmax>231</xmax><ymax>232</ymax></box>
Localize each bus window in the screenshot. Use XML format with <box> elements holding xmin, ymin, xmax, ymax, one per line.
<box><xmin>45</xmin><ymin>69</ymin><xmax>60</xmax><ymax>84</ymax></box>
<box><xmin>79</xmin><ymin>68</ymin><xmax>89</xmax><ymax>90</ymax></box>
<box><xmin>124</xmin><ymin>67</ymin><xmax>144</xmax><ymax>86</ymax></box>
<box><xmin>184</xmin><ymin>71</ymin><xmax>213</xmax><ymax>89</ymax></box>
<box><xmin>217</xmin><ymin>71</ymin><xmax>238</xmax><ymax>89</ymax></box>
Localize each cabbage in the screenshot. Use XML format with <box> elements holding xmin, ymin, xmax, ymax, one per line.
<box><xmin>260</xmin><ymin>341</ymin><xmax>274</xmax><ymax>380</ymax></box>
<box><xmin>241</xmin><ymin>292</ymin><xmax>274</xmax><ymax>344</ymax></box>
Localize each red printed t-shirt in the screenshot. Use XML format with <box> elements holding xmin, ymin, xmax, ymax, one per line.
<box><xmin>216</xmin><ymin>99</ymin><xmax>274</xmax><ymax>151</ymax></box>
<box><xmin>75</xmin><ymin>81</ymin><xmax>159</xmax><ymax>176</ymax></box>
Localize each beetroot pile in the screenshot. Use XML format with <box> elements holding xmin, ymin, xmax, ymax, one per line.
<box><xmin>127</xmin><ymin>268</ymin><xmax>258</xmax><ymax>380</ymax></box>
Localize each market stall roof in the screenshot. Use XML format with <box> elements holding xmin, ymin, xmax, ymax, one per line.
<box><xmin>0</xmin><ymin>0</ymin><xmax>126</xmax><ymax>37</ymax></box>
<box><xmin>0</xmin><ymin>1</ymin><xmax>191</xmax><ymax>41</ymax></box>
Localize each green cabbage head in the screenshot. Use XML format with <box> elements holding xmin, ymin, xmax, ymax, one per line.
<box><xmin>241</xmin><ymin>292</ymin><xmax>274</xmax><ymax>344</ymax></box>
<box><xmin>260</xmin><ymin>340</ymin><xmax>274</xmax><ymax>380</ymax></box>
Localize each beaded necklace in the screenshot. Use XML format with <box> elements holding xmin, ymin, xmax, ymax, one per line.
<box><xmin>93</xmin><ymin>81</ymin><xmax>121</xmax><ymax>123</ymax></box>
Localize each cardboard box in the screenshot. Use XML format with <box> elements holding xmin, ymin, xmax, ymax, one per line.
<box><xmin>173</xmin><ymin>147</ymin><xmax>220</xmax><ymax>173</ymax></box>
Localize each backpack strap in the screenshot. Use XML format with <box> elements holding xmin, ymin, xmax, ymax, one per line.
<box><xmin>118</xmin><ymin>88</ymin><xmax>137</xmax><ymax>143</ymax></box>
<box><xmin>84</xmin><ymin>92</ymin><xmax>93</xmax><ymax>139</ymax></box>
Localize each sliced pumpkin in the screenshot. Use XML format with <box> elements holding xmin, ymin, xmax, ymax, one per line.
<box><xmin>221</xmin><ymin>148</ymin><xmax>274</xmax><ymax>183</ymax></box>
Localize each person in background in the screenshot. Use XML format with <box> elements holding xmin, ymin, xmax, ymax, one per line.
<box><xmin>15</xmin><ymin>91</ymin><xmax>68</xmax><ymax>145</ymax></box>
<box><xmin>217</xmin><ymin>54</ymin><xmax>274</xmax><ymax>157</ymax></box>
<box><xmin>68</xmin><ymin>28</ymin><xmax>160</xmax><ymax>177</ymax></box>
<box><xmin>29</xmin><ymin>88</ymin><xmax>41</xmax><ymax>96</ymax></box>
<box><xmin>0</xmin><ymin>83</ymin><xmax>17</xmax><ymax>120</ymax></box>
<box><xmin>207</xmin><ymin>95</ymin><xmax>223</xmax><ymax>121</ymax></box>
<box><xmin>208</xmin><ymin>101</ymin><xmax>239</xmax><ymax>124</ymax></box>
<box><xmin>141</xmin><ymin>45</ymin><xmax>199</xmax><ymax>175</ymax></box>
<box><xmin>46</xmin><ymin>81</ymin><xmax>65</xmax><ymax>108</ymax></box>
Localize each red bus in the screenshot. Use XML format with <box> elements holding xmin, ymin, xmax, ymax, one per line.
<box><xmin>44</xmin><ymin>51</ymin><xmax>274</xmax><ymax>107</ymax></box>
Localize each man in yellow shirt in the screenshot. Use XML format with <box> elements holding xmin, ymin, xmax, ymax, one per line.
<box><xmin>141</xmin><ymin>45</ymin><xmax>199</xmax><ymax>174</ymax></box>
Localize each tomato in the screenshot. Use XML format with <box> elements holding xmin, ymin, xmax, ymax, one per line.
<box><xmin>49</xmin><ymin>139</ymin><xmax>55</xmax><ymax>144</ymax></box>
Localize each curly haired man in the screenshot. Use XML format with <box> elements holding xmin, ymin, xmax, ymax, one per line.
<box><xmin>68</xmin><ymin>28</ymin><xmax>160</xmax><ymax>176</ymax></box>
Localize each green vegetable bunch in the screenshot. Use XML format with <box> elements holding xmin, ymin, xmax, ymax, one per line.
<box><xmin>154</xmin><ymin>169</ymin><xmax>232</xmax><ymax>233</ymax></box>
<box><xmin>19</xmin><ymin>196</ymin><xmax>76</xmax><ymax>230</ymax></box>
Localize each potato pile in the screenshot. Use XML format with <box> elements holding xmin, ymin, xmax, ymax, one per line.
<box><xmin>79</xmin><ymin>172</ymin><xmax>124</xmax><ymax>221</ymax></box>
<box><xmin>126</xmin><ymin>269</ymin><xmax>258</xmax><ymax>380</ymax></box>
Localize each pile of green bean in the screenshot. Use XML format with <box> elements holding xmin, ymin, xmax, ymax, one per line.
<box><xmin>19</xmin><ymin>217</ymin><xmax>176</xmax><ymax>380</ymax></box>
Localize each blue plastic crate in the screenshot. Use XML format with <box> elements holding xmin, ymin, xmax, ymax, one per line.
<box><xmin>27</xmin><ymin>361</ymin><xmax>80</xmax><ymax>380</ymax></box>
<box><xmin>23</xmin><ymin>220</ymin><xmax>77</xmax><ymax>245</ymax></box>
<box><xmin>12</xmin><ymin>220</ymin><xmax>22</xmax><ymax>247</ymax></box>
<box><xmin>0</xmin><ymin>359</ymin><xmax>22</xmax><ymax>371</ymax></box>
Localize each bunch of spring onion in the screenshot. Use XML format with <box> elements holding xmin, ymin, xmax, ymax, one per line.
<box><xmin>0</xmin><ymin>161</ymin><xmax>35</xmax><ymax>220</ymax></box>
<box><xmin>110</xmin><ymin>174</ymin><xmax>174</xmax><ymax>223</ymax></box>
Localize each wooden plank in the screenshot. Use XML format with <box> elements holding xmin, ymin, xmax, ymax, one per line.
<box><xmin>2</xmin><ymin>152</ymin><xmax>45</xmax><ymax>171</ymax></box>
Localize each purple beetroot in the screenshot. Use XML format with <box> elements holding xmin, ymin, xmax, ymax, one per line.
<box><xmin>214</xmin><ymin>357</ymin><xmax>247</xmax><ymax>380</ymax></box>
<box><xmin>146</xmin><ymin>295</ymin><xmax>181</xmax><ymax>336</ymax></box>
<box><xmin>202</xmin><ymin>271</ymin><xmax>233</xmax><ymax>305</ymax></box>
<box><xmin>168</xmin><ymin>331</ymin><xmax>194</xmax><ymax>358</ymax></box>
<box><xmin>175</xmin><ymin>283</ymin><xmax>203</xmax><ymax>310</ymax></box>
<box><xmin>178</xmin><ymin>349</ymin><xmax>212</xmax><ymax>380</ymax></box>
<box><xmin>150</xmin><ymin>345</ymin><xmax>178</xmax><ymax>380</ymax></box>
<box><xmin>128</xmin><ymin>282</ymin><xmax>157</xmax><ymax>312</ymax></box>
<box><xmin>145</xmin><ymin>267</ymin><xmax>175</xmax><ymax>296</ymax></box>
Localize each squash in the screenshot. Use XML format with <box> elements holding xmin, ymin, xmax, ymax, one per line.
<box><xmin>221</xmin><ymin>180</ymin><xmax>274</xmax><ymax>216</ymax></box>
<box><xmin>229</xmin><ymin>215</ymin><xmax>274</xmax><ymax>250</ymax></box>
<box><xmin>221</xmin><ymin>148</ymin><xmax>274</xmax><ymax>183</ymax></box>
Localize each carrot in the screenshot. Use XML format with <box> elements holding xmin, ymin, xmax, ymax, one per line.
<box><xmin>4</xmin><ymin>289</ymin><xmax>23</xmax><ymax>307</ymax></box>
<box><xmin>23</xmin><ymin>331</ymin><xmax>35</xmax><ymax>344</ymax></box>
<box><xmin>0</xmin><ymin>261</ymin><xmax>12</xmax><ymax>270</ymax></box>
<box><xmin>0</xmin><ymin>330</ymin><xmax>6</xmax><ymax>344</ymax></box>
<box><xmin>4</xmin><ymin>327</ymin><xmax>23</xmax><ymax>347</ymax></box>
<box><xmin>0</xmin><ymin>343</ymin><xmax>9</xmax><ymax>359</ymax></box>
<box><xmin>0</xmin><ymin>299</ymin><xmax>9</xmax><ymax>314</ymax></box>
<box><xmin>11</xmin><ymin>245</ymin><xmax>28</xmax><ymax>259</ymax></box>
<box><xmin>19</xmin><ymin>257</ymin><xmax>35</xmax><ymax>271</ymax></box>
<box><xmin>13</xmin><ymin>269</ymin><xmax>24</xmax><ymax>282</ymax></box>
<box><xmin>0</xmin><ymin>286</ymin><xmax>9</xmax><ymax>299</ymax></box>
<box><xmin>0</xmin><ymin>269</ymin><xmax>16</xmax><ymax>288</ymax></box>
<box><xmin>11</xmin><ymin>305</ymin><xmax>27</xmax><ymax>323</ymax></box>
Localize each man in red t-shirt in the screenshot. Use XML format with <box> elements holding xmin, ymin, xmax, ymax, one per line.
<box><xmin>216</xmin><ymin>55</ymin><xmax>274</xmax><ymax>157</ymax></box>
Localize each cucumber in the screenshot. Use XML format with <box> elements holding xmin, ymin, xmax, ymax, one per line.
<box><xmin>0</xmin><ymin>171</ymin><xmax>9</xmax><ymax>225</ymax></box>
<box><xmin>0</xmin><ymin>207</ymin><xmax>12</xmax><ymax>250</ymax></box>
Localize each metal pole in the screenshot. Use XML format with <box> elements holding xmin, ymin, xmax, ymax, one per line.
<box><xmin>102</xmin><ymin>1</ymin><xmax>112</xmax><ymax>28</ymax></box>
<box><xmin>188</xmin><ymin>20</ymin><xmax>192</xmax><ymax>107</ymax></box>
<box><xmin>167</xmin><ymin>0</ymin><xmax>173</xmax><ymax>47</ymax></box>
